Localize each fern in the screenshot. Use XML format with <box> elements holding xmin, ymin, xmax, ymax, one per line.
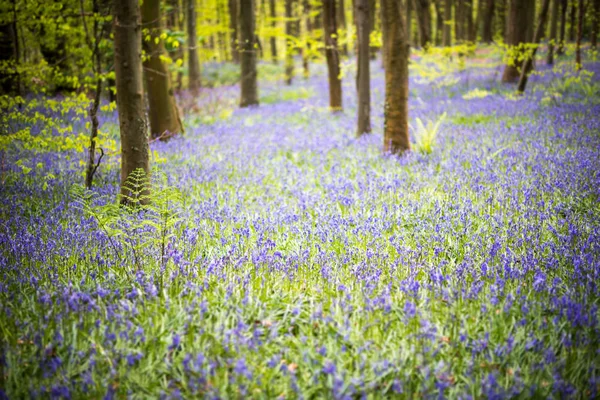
<box><xmin>412</xmin><ymin>112</ymin><xmax>447</xmax><ymax>155</ymax></box>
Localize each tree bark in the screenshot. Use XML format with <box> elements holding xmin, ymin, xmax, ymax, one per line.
<box><xmin>323</xmin><ymin>0</ymin><xmax>343</xmax><ymax>111</ymax></box>
<box><xmin>413</xmin><ymin>0</ymin><xmax>432</xmax><ymax>48</ymax></box>
<box><xmin>465</xmin><ymin>0</ymin><xmax>474</xmax><ymax>41</ymax></box>
<box><xmin>482</xmin><ymin>0</ymin><xmax>495</xmax><ymax>42</ymax></box>
<box><xmin>502</xmin><ymin>0</ymin><xmax>533</xmax><ymax>82</ymax></box>
<box><xmin>337</xmin><ymin>0</ymin><xmax>349</xmax><ymax>55</ymax></box>
<box><xmin>113</xmin><ymin>0</ymin><xmax>150</xmax><ymax>202</ymax></box>
<box><xmin>167</xmin><ymin>0</ymin><xmax>184</xmax><ymax>92</ymax></box>
<box><xmin>356</xmin><ymin>0</ymin><xmax>371</xmax><ymax>135</ymax></box>
<box><xmin>187</xmin><ymin>0</ymin><xmax>202</xmax><ymax>95</ymax></box>
<box><xmin>569</xmin><ymin>0</ymin><xmax>576</xmax><ymax>41</ymax></box>
<box><xmin>407</xmin><ymin>0</ymin><xmax>413</xmax><ymax>46</ymax></box>
<box><xmin>229</xmin><ymin>0</ymin><xmax>240</xmax><ymax>62</ymax></box>
<box><xmin>142</xmin><ymin>0</ymin><xmax>184</xmax><ymax>139</ymax></box>
<box><xmin>575</xmin><ymin>0</ymin><xmax>583</xmax><ymax>69</ymax></box>
<box><xmin>525</xmin><ymin>0</ymin><xmax>535</xmax><ymax>42</ymax></box>
<box><xmin>381</xmin><ymin>0</ymin><xmax>410</xmax><ymax>153</ymax></box>
<box><xmin>443</xmin><ymin>0</ymin><xmax>452</xmax><ymax>46</ymax></box>
<box><xmin>547</xmin><ymin>0</ymin><xmax>559</xmax><ymax>64</ymax></box>
<box><xmin>0</xmin><ymin>21</ymin><xmax>18</xmax><ymax>95</ymax></box>
<box><xmin>240</xmin><ymin>0</ymin><xmax>259</xmax><ymax>106</ymax></box>
<box><xmin>285</xmin><ymin>0</ymin><xmax>295</xmax><ymax>85</ymax></box>
<box><xmin>302</xmin><ymin>0</ymin><xmax>312</xmax><ymax>77</ymax></box>
<box><xmin>592</xmin><ymin>0</ymin><xmax>599</xmax><ymax>48</ymax></box>
<box><xmin>517</xmin><ymin>0</ymin><xmax>551</xmax><ymax>92</ymax></box>
<box><xmin>557</xmin><ymin>0</ymin><xmax>567</xmax><ymax>54</ymax></box>
<box><xmin>433</xmin><ymin>0</ymin><xmax>443</xmax><ymax>45</ymax></box>
<box><xmin>268</xmin><ymin>0</ymin><xmax>278</xmax><ymax>63</ymax></box>
<box><xmin>455</xmin><ymin>0</ymin><xmax>464</xmax><ymax>41</ymax></box>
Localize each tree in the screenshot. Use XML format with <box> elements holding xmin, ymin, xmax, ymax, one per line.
<box><xmin>240</xmin><ymin>0</ymin><xmax>259</xmax><ymax>107</ymax></box>
<box><xmin>302</xmin><ymin>0</ymin><xmax>312</xmax><ymax>77</ymax></box>
<box><xmin>142</xmin><ymin>0</ymin><xmax>184</xmax><ymax>140</ymax></box>
<box><xmin>557</xmin><ymin>0</ymin><xmax>567</xmax><ymax>55</ymax></box>
<box><xmin>112</xmin><ymin>0</ymin><xmax>150</xmax><ymax>201</ymax></box>
<box><xmin>575</xmin><ymin>0</ymin><xmax>583</xmax><ymax>69</ymax></box>
<box><xmin>569</xmin><ymin>0</ymin><xmax>576</xmax><ymax>41</ymax></box>
<box><xmin>337</xmin><ymin>0</ymin><xmax>349</xmax><ymax>56</ymax></box>
<box><xmin>0</xmin><ymin>16</ymin><xmax>18</xmax><ymax>95</ymax></box>
<box><xmin>433</xmin><ymin>0</ymin><xmax>443</xmax><ymax>45</ymax></box>
<box><xmin>482</xmin><ymin>0</ymin><xmax>495</xmax><ymax>43</ymax></box>
<box><xmin>592</xmin><ymin>0</ymin><xmax>599</xmax><ymax>48</ymax></box>
<box><xmin>381</xmin><ymin>0</ymin><xmax>410</xmax><ymax>153</ymax></box>
<box><xmin>517</xmin><ymin>0</ymin><xmax>551</xmax><ymax>92</ymax></box>
<box><xmin>187</xmin><ymin>0</ymin><xmax>202</xmax><ymax>95</ymax></box>
<box><xmin>323</xmin><ymin>0</ymin><xmax>343</xmax><ymax>111</ymax></box>
<box><xmin>356</xmin><ymin>0</ymin><xmax>371</xmax><ymax>135</ymax></box>
<box><xmin>167</xmin><ymin>0</ymin><xmax>184</xmax><ymax>92</ymax></box>
<box><xmin>547</xmin><ymin>0</ymin><xmax>559</xmax><ymax>64</ymax></box>
<box><xmin>269</xmin><ymin>0</ymin><xmax>278</xmax><ymax>63</ymax></box>
<box><xmin>502</xmin><ymin>0</ymin><xmax>534</xmax><ymax>83</ymax></box>
<box><xmin>443</xmin><ymin>0</ymin><xmax>452</xmax><ymax>46</ymax></box>
<box><xmin>229</xmin><ymin>0</ymin><xmax>240</xmax><ymax>63</ymax></box>
<box><xmin>413</xmin><ymin>0</ymin><xmax>431</xmax><ymax>48</ymax></box>
<box><xmin>285</xmin><ymin>0</ymin><xmax>295</xmax><ymax>85</ymax></box>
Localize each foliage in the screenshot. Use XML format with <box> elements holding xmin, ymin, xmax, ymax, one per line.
<box><xmin>411</xmin><ymin>112</ymin><xmax>447</xmax><ymax>154</ymax></box>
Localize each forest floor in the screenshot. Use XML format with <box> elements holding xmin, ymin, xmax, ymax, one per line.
<box><xmin>1</xmin><ymin>46</ymin><xmax>600</xmax><ymax>398</ymax></box>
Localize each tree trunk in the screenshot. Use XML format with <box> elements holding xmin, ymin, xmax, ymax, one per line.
<box><xmin>303</xmin><ymin>0</ymin><xmax>311</xmax><ymax>77</ymax></box>
<box><xmin>407</xmin><ymin>0</ymin><xmax>413</xmax><ymax>46</ymax></box>
<box><xmin>568</xmin><ymin>0</ymin><xmax>576</xmax><ymax>41</ymax></box>
<box><xmin>337</xmin><ymin>0</ymin><xmax>349</xmax><ymax>55</ymax></box>
<box><xmin>592</xmin><ymin>0</ymin><xmax>599</xmax><ymax>48</ymax></box>
<box><xmin>482</xmin><ymin>0</ymin><xmax>495</xmax><ymax>42</ymax></box>
<box><xmin>465</xmin><ymin>0</ymin><xmax>474</xmax><ymax>41</ymax></box>
<box><xmin>517</xmin><ymin>0</ymin><xmax>551</xmax><ymax>92</ymax></box>
<box><xmin>496</xmin><ymin>0</ymin><xmax>506</xmax><ymax>41</ymax></box>
<box><xmin>433</xmin><ymin>0</ymin><xmax>443</xmax><ymax>45</ymax></box>
<box><xmin>113</xmin><ymin>0</ymin><xmax>150</xmax><ymax>202</ymax></box>
<box><xmin>187</xmin><ymin>0</ymin><xmax>202</xmax><ymax>95</ymax></box>
<box><xmin>443</xmin><ymin>0</ymin><xmax>452</xmax><ymax>46</ymax></box>
<box><xmin>356</xmin><ymin>0</ymin><xmax>371</xmax><ymax>135</ymax></box>
<box><xmin>0</xmin><ymin>22</ymin><xmax>17</xmax><ymax>95</ymax></box>
<box><xmin>455</xmin><ymin>0</ymin><xmax>464</xmax><ymax>41</ymax></box>
<box><xmin>323</xmin><ymin>0</ymin><xmax>343</xmax><ymax>111</ymax></box>
<box><xmin>557</xmin><ymin>0</ymin><xmax>567</xmax><ymax>54</ymax></box>
<box><xmin>369</xmin><ymin>0</ymin><xmax>377</xmax><ymax>58</ymax></box>
<box><xmin>167</xmin><ymin>0</ymin><xmax>184</xmax><ymax>92</ymax></box>
<box><xmin>285</xmin><ymin>0</ymin><xmax>295</xmax><ymax>85</ymax></box>
<box><xmin>575</xmin><ymin>0</ymin><xmax>583</xmax><ymax>69</ymax></box>
<box><xmin>268</xmin><ymin>0</ymin><xmax>278</xmax><ymax>63</ymax></box>
<box><xmin>525</xmin><ymin>0</ymin><xmax>535</xmax><ymax>42</ymax></box>
<box><xmin>413</xmin><ymin>0</ymin><xmax>432</xmax><ymax>48</ymax></box>
<box><xmin>382</xmin><ymin>0</ymin><xmax>410</xmax><ymax>154</ymax></box>
<box><xmin>502</xmin><ymin>0</ymin><xmax>533</xmax><ymax>82</ymax></box>
<box><xmin>240</xmin><ymin>0</ymin><xmax>259</xmax><ymax>106</ymax></box>
<box><xmin>142</xmin><ymin>0</ymin><xmax>184</xmax><ymax>139</ymax></box>
<box><xmin>471</xmin><ymin>0</ymin><xmax>482</xmax><ymax>41</ymax></box>
<box><xmin>547</xmin><ymin>0</ymin><xmax>559</xmax><ymax>64</ymax></box>
<box><xmin>229</xmin><ymin>0</ymin><xmax>240</xmax><ymax>63</ymax></box>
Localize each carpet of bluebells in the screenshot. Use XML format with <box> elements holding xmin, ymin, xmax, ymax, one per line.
<box><xmin>1</xmin><ymin>47</ymin><xmax>600</xmax><ymax>399</ymax></box>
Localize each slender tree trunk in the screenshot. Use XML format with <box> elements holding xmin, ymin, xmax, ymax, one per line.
<box><xmin>337</xmin><ymin>0</ymin><xmax>349</xmax><ymax>55</ymax></box>
<box><xmin>269</xmin><ymin>0</ymin><xmax>278</xmax><ymax>63</ymax></box>
<box><xmin>142</xmin><ymin>0</ymin><xmax>183</xmax><ymax>139</ymax></box>
<box><xmin>407</xmin><ymin>0</ymin><xmax>413</xmax><ymax>46</ymax></box>
<box><xmin>518</xmin><ymin>0</ymin><xmax>551</xmax><ymax>92</ymax></box>
<box><xmin>465</xmin><ymin>0</ymin><xmax>474</xmax><ymax>41</ymax></box>
<box><xmin>167</xmin><ymin>0</ymin><xmax>184</xmax><ymax>92</ymax></box>
<box><xmin>369</xmin><ymin>0</ymin><xmax>377</xmax><ymax>58</ymax></box>
<box><xmin>569</xmin><ymin>0</ymin><xmax>575</xmax><ymax>41</ymax></box>
<box><xmin>303</xmin><ymin>0</ymin><xmax>311</xmax><ymax>77</ymax></box>
<box><xmin>285</xmin><ymin>0</ymin><xmax>295</xmax><ymax>85</ymax></box>
<box><xmin>443</xmin><ymin>0</ymin><xmax>452</xmax><ymax>46</ymax></box>
<box><xmin>113</xmin><ymin>0</ymin><xmax>150</xmax><ymax>201</ymax></box>
<box><xmin>455</xmin><ymin>0</ymin><xmax>464</xmax><ymax>41</ymax></box>
<box><xmin>0</xmin><ymin>21</ymin><xmax>17</xmax><ymax>95</ymax></box>
<box><xmin>502</xmin><ymin>0</ymin><xmax>533</xmax><ymax>82</ymax></box>
<box><xmin>557</xmin><ymin>0</ymin><xmax>567</xmax><ymax>54</ymax></box>
<box><xmin>496</xmin><ymin>0</ymin><xmax>506</xmax><ymax>41</ymax></box>
<box><xmin>525</xmin><ymin>0</ymin><xmax>536</xmax><ymax>42</ymax></box>
<box><xmin>229</xmin><ymin>0</ymin><xmax>240</xmax><ymax>62</ymax></box>
<box><xmin>433</xmin><ymin>0</ymin><xmax>443</xmax><ymax>45</ymax></box>
<box><xmin>592</xmin><ymin>0</ymin><xmax>599</xmax><ymax>48</ymax></box>
<box><xmin>482</xmin><ymin>0</ymin><xmax>495</xmax><ymax>42</ymax></box>
<box><xmin>381</xmin><ymin>0</ymin><xmax>410</xmax><ymax>153</ymax></box>
<box><xmin>547</xmin><ymin>0</ymin><xmax>559</xmax><ymax>64</ymax></box>
<box><xmin>472</xmin><ymin>0</ymin><xmax>483</xmax><ymax>41</ymax></box>
<box><xmin>356</xmin><ymin>0</ymin><xmax>371</xmax><ymax>135</ymax></box>
<box><xmin>323</xmin><ymin>0</ymin><xmax>343</xmax><ymax>111</ymax></box>
<box><xmin>240</xmin><ymin>0</ymin><xmax>259</xmax><ymax>106</ymax></box>
<box><xmin>575</xmin><ymin>0</ymin><xmax>583</xmax><ymax>69</ymax></box>
<box><xmin>413</xmin><ymin>0</ymin><xmax>432</xmax><ymax>48</ymax></box>
<box><xmin>187</xmin><ymin>0</ymin><xmax>201</xmax><ymax>94</ymax></box>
